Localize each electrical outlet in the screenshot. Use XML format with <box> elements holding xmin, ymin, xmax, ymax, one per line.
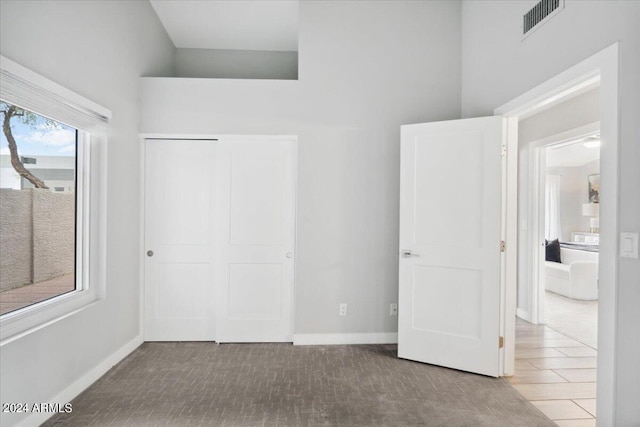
<box><xmin>339</xmin><ymin>303</ymin><xmax>348</xmax><ymax>316</ymax></box>
<box><xmin>390</xmin><ymin>303</ymin><xmax>398</xmax><ymax>316</ymax></box>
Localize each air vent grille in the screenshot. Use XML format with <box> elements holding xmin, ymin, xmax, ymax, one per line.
<box><xmin>523</xmin><ymin>0</ymin><xmax>562</xmax><ymax>35</ymax></box>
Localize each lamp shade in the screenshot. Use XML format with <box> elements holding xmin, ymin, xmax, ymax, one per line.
<box><xmin>582</xmin><ymin>203</ymin><xmax>599</xmax><ymax>217</ymax></box>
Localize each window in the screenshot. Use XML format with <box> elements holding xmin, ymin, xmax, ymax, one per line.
<box><xmin>0</xmin><ymin>56</ymin><xmax>110</xmax><ymax>341</ymax></box>
<box><xmin>0</xmin><ymin>103</ymin><xmax>78</xmax><ymax>315</ymax></box>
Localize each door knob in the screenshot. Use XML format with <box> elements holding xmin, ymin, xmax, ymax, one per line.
<box><xmin>401</xmin><ymin>250</ymin><xmax>419</xmax><ymax>258</ymax></box>
<box><xmin>147</xmin><ymin>250</ymin><xmax>154</xmax><ymax>257</ymax></box>
<box><xmin>286</xmin><ymin>252</ymin><xmax>293</xmax><ymax>259</ymax></box>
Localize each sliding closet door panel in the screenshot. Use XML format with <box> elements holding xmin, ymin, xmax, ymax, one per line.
<box><xmin>144</xmin><ymin>139</ymin><xmax>216</xmax><ymax>341</ymax></box>
<box><xmin>229</xmin><ymin>149</ymin><xmax>284</xmax><ymax>246</ymax></box>
<box><xmin>216</xmin><ymin>139</ymin><xmax>296</xmax><ymax>342</ymax></box>
<box><xmin>228</xmin><ymin>263</ymin><xmax>283</xmax><ymax>320</ymax></box>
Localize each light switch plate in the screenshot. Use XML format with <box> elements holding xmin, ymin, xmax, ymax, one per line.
<box><xmin>620</xmin><ymin>232</ymin><xmax>639</xmax><ymax>259</ymax></box>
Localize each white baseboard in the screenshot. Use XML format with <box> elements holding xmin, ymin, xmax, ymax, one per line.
<box><xmin>293</xmin><ymin>332</ymin><xmax>398</xmax><ymax>345</ymax></box>
<box><xmin>516</xmin><ymin>307</ymin><xmax>532</xmax><ymax>322</ymax></box>
<box><xmin>16</xmin><ymin>334</ymin><xmax>143</xmax><ymax>427</ymax></box>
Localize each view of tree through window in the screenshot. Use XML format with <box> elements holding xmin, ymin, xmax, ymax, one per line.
<box><xmin>0</xmin><ymin>101</ymin><xmax>77</xmax><ymax>315</ymax></box>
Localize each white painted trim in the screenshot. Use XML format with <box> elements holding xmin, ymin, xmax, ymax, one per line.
<box><xmin>293</xmin><ymin>333</ymin><xmax>398</xmax><ymax>346</ymax></box>
<box><xmin>516</xmin><ymin>308</ymin><xmax>532</xmax><ymax>323</ymax></box>
<box><xmin>495</xmin><ymin>42</ymin><xmax>619</xmax><ymax>425</ymax></box>
<box><xmin>500</xmin><ymin>117</ymin><xmax>518</xmax><ymax>376</ymax></box>
<box><xmin>140</xmin><ymin>133</ymin><xmax>297</xmax><ymax>141</ymax></box>
<box><xmin>290</xmin><ymin>140</ymin><xmax>299</xmax><ymax>341</ymax></box>
<box><xmin>532</xmin><ymin>143</ymin><xmax>547</xmax><ymax>325</ymax></box>
<box><xmin>0</xmin><ymin>55</ymin><xmax>111</xmax><ymax>119</ymax></box>
<box><xmin>139</xmin><ymin>137</ymin><xmax>147</xmax><ymax>341</ymax></box>
<box><xmin>14</xmin><ymin>335</ymin><xmax>143</xmax><ymax>427</ymax></box>
<box><xmin>495</xmin><ymin>71</ymin><xmax>600</xmax><ymax>119</ymax></box>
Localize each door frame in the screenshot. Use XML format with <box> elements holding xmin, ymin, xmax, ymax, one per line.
<box><xmin>139</xmin><ymin>134</ymin><xmax>298</xmax><ymax>343</ymax></box>
<box><xmin>495</xmin><ymin>43</ymin><xmax>619</xmax><ymax>425</ymax></box>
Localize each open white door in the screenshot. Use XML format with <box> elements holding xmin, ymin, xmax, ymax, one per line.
<box><xmin>398</xmin><ymin>117</ymin><xmax>505</xmax><ymax>377</ymax></box>
<box><xmin>215</xmin><ymin>139</ymin><xmax>296</xmax><ymax>342</ymax></box>
<box><xmin>144</xmin><ymin>139</ymin><xmax>216</xmax><ymax>341</ymax></box>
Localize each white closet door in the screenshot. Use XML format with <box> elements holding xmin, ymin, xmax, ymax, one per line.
<box><xmin>144</xmin><ymin>139</ymin><xmax>216</xmax><ymax>341</ymax></box>
<box><xmin>215</xmin><ymin>139</ymin><xmax>296</xmax><ymax>342</ymax></box>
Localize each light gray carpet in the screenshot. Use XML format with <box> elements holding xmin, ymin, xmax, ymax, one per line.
<box><xmin>44</xmin><ymin>343</ymin><xmax>554</xmax><ymax>426</ymax></box>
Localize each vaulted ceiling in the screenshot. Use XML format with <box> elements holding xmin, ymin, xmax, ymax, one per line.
<box><xmin>149</xmin><ymin>0</ymin><xmax>298</xmax><ymax>52</ymax></box>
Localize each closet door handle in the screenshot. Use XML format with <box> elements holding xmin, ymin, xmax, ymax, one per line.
<box><xmin>147</xmin><ymin>250</ymin><xmax>154</xmax><ymax>257</ymax></box>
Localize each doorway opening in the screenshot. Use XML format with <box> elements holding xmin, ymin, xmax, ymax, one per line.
<box><xmin>511</xmin><ymin>118</ymin><xmax>601</xmax><ymax>422</ymax></box>
<box><xmin>495</xmin><ymin>43</ymin><xmax>618</xmax><ymax>425</ymax></box>
<box><xmin>540</xmin><ymin>132</ymin><xmax>601</xmax><ymax>349</ymax></box>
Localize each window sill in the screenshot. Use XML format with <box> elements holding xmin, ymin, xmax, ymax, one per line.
<box><xmin>0</xmin><ymin>290</ymin><xmax>102</xmax><ymax>345</ymax></box>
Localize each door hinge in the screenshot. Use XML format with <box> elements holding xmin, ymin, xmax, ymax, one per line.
<box><xmin>501</xmin><ymin>145</ymin><xmax>507</xmax><ymax>157</ymax></box>
<box><xmin>501</xmin><ymin>240</ymin><xmax>506</xmax><ymax>252</ymax></box>
<box><xmin>499</xmin><ymin>336</ymin><xmax>504</xmax><ymax>348</ymax></box>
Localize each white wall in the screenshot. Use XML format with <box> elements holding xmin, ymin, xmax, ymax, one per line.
<box><xmin>0</xmin><ymin>1</ymin><xmax>174</xmax><ymax>426</ymax></box>
<box><xmin>175</xmin><ymin>48</ymin><xmax>298</xmax><ymax>80</ymax></box>
<box><xmin>462</xmin><ymin>1</ymin><xmax>640</xmax><ymax>424</ymax></box>
<box><xmin>0</xmin><ymin>155</ymin><xmax>77</xmax><ymax>191</ymax></box>
<box><xmin>547</xmin><ymin>159</ymin><xmax>600</xmax><ymax>239</ymax></box>
<box><xmin>0</xmin><ymin>168</ymin><xmax>21</xmax><ymax>190</ymax></box>
<box><xmin>141</xmin><ymin>0</ymin><xmax>462</xmax><ymax>336</ymax></box>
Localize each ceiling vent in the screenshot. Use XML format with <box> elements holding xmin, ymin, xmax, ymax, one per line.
<box><xmin>522</xmin><ymin>0</ymin><xmax>564</xmax><ymax>39</ymax></box>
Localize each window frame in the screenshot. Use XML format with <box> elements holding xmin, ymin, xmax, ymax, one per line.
<box><xmin>0</xmin><ymin>57</ymin><xmax>109</xmax><ymax>343</ymax></box>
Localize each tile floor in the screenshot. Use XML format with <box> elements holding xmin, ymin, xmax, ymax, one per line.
<box><xmin>0</xmin><ymin>273</ymin><xmax>75</xmax><ymax>315</ymax></box>
<box><xmin>508</xmin><ymin>292</ymin><xmax>598</xmax><ymax>426</ymax></box>
<box><xmin>545</xmin><ymin>290</ymin><xmax>598</xmax><ymax>349</ymax></box>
